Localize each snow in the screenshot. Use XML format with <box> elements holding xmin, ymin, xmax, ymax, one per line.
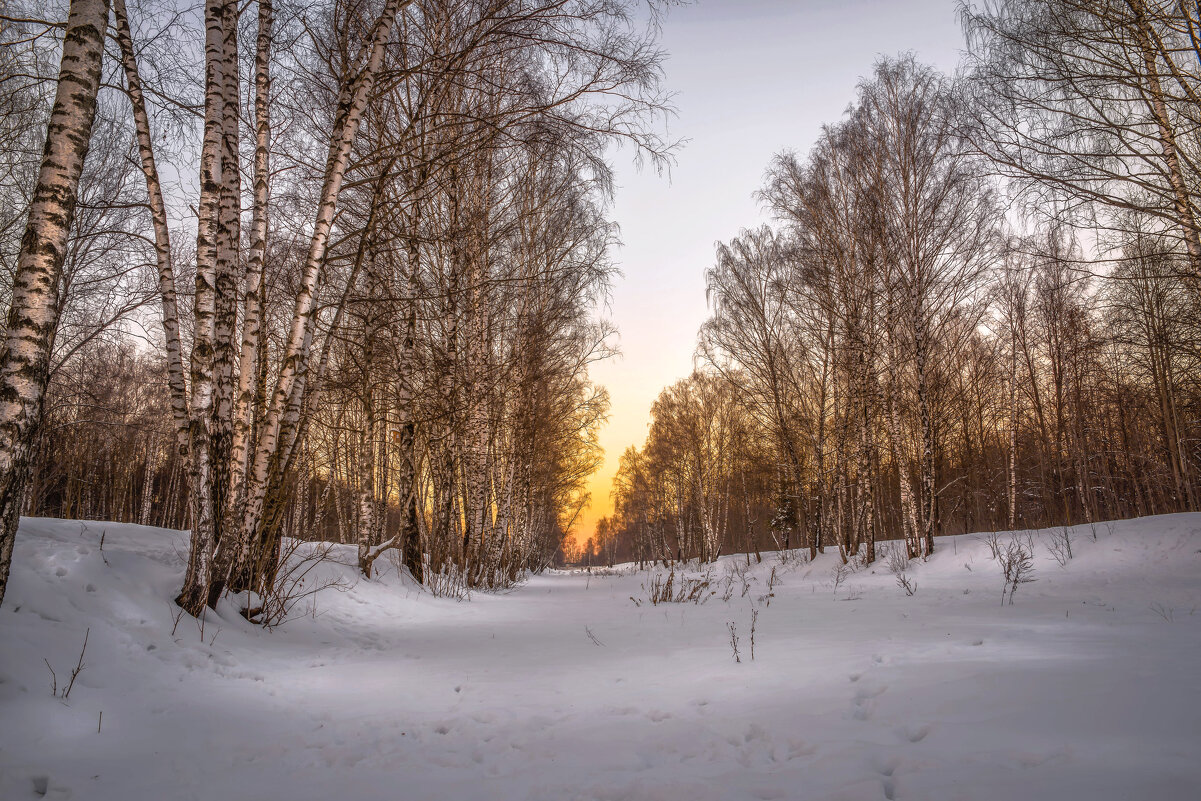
<box><xmin>2</xmin><ymin>515</ymin><xmax>1200</xmax><ymax>800</ymax></box>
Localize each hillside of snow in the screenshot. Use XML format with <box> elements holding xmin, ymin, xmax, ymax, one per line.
<box><xmin>1</xmin><ymin>515</ymin><xmax>1200</xmax><ymax>800</ymax></box>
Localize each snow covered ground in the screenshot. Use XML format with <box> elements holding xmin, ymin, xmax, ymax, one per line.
<box><xmin>1</xmin><ymin>515</ymin><xmax>1199</xmax><ymax>800</ymax></box>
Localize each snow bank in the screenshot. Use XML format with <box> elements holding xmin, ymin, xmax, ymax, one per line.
<box><xmin>2</xmin><ymin>515</ymin><xmax>1200</xmax><ymax>800</ymax></box>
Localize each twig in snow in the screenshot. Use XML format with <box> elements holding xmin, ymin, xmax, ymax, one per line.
<box><xmin>749</xmin><ymin>608</ymin><xmax>758</xmax><ymax>660</ymax></box>
<box><xmin>45</xmin><ymin>628</ymin><xmax>90</xmax><ymax>700</ymax></box>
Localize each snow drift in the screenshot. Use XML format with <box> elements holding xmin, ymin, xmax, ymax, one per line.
<box><xmin>2</xmin><ymin>515</ymin><xmax>1200</xmax><ymax>800</ymax></box>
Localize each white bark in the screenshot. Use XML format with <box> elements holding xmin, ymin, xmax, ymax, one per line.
<box><xmin>0</xmin><ymin>0</ymin><xmax>110</xmax><ymax>608</ymax></box>
<box><xmin>224</xmin><ymin>0</ymin><xmax>273</xmax><ymax>593</ymax></box>
<box><xmin>239</xmin><ymin>0</ymin><xmax>411</xmax><ymax>555</ymax></box>
<box><xmin>176</xmin><ymin>0</ymin><xmax>236</xmax><ymax>615</ymax></box>
<box><xmin>112</xmin><ymin>0</ymin><xmax>189</xmax><ymax>458</ymax></box>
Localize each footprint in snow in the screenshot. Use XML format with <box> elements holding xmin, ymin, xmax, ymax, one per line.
<box><xmin>855</xmin><ymin>685</ymin><xmax>888</xmax><ymax>701</ymax></box>
<box><xmin>786</xmin><ymin>739</ymin><xmax>817</xmax><ymax>760</ymax></box>
<box><xmin>646</xmin><ymin>709</ymin><xmax>671</xmax><ymax>722</ymax></box>
<box><xmin>30</xmin><ymin>775</ymin><xmax>70</xmax><ymax>799</ymax></box>
<box><xmin>743</xmin><ymin>723</ymin><xmax>768</xmax><ymax>743</ymax></box>
<box><xmin>852</xmin><ymin>685</ymin><xmax>887</xmax><ymax>721</ymax></box>
<box><xmin>897</xmin><ymin>723</ymin><xmax>931</xmax><ymax>743</ymax></box>
<box><xmin>872</xmin><ymin>755</ymin><xmax>901</xmax><ymax>777</ymax></box>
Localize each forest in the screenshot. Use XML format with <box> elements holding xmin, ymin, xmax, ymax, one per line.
<box><xmin>588</xmin><ymin>7</ymin><xmax>1201</xmax><ymax>569</ymax></box>
<box><xmin>0</xmin><ymin>0</ymin><xmax>1199</xmax><ymax>613</ymax></box>
<box><xmin>0</xmin><ymin>0</ymin><xmax>674</xmax><ymax>616</ymax></box>
<box><xmin>3</xmin><ymin>2</ymin><xmax>1201</xmax><ymax>799</ymax></box>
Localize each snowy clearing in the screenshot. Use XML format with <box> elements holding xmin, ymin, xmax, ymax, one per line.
<box><xmin>2</xmin><ymin>515</ymin><xmax>1200</xmax><ymax>800</ymax></box>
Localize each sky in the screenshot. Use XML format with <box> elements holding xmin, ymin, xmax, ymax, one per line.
<box><xmin>575</xmin><ymin>0</ymin><xmax>967</xmax><ymax>544</ymax></box>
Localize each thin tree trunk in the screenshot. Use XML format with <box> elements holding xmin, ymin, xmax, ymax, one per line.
<box><xmin>112</xmin><ymin>0</ymin><xmax>189</xmax><ymax>457</ymax></box>
<box><xmin>398</xmin><ymin>228</ymin><xmax>423</xmax><ymax>581</ymax></box>
<box><xmin>238</xmin><ymin>0</ymin><xmax>411</xmax><ymax>576</ymax></box>
<box><xmin>1129</xmin><ymin>0</ymin><xmax>1201</xmax><ymax>276</ymax></box>
<box><xmin>224</xmin><ymin>0</ymin><xmax>274</xmax><ymax>591</ymax></box>
<box><xmin>1008</xmin><ymin>324</ymin><xmax>1018</xmax><ymax>530</ymax></box>
<box><xmin>140</xmin><ymin>437</ymin><xmax>157</xmax><ymax>526</ymax></box>
<box><xmin>177</xmin><ymin>0</ymin><xmax>236</xmax><ymax>616</ymax></box>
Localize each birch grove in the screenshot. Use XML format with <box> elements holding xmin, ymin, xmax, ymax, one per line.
<box><xmin>599</xmin><ymin>48</ymin><xmax>1201</xmax><ymax>567</ymax></box>
<box><xmin>0</xmin><ymin>0</ymin><xmax>670</xmax><ymax>613</ymax></box>
<box><xmin>4</xmin><ymin>0</ymin><xmax>1201</xmax><ymax>605</ymax></box>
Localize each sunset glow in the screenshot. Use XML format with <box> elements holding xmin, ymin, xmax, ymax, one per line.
<box><xmin>573</xmin><ymin>0</ymin><xmax>963</xmax><ymax>545</ymax></box>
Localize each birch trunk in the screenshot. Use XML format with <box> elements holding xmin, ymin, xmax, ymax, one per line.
<box><xmin>140</xmin><ymin>437</ymin><xmax>158</xmax><ymax>526</ymax></box>
<box><xmin>0</xmin><ymin>0</ymin><xmax>109</xmax><ymax>608</ymax></box>
<box><xmin>913</xmin><ymin>295</ymin><xmax>937</xmax><ymax>556</ymax></box>
<box><xmin>355</xmin><ymin>409</ymin><xmax>378</xmax><ymax>577</ymax></box>
<box><xmin>356</xmin><ymin>253</ymin><xmax>389</xmax><ymax>578</ymax></box>
<box><xmin>884</xmin><ymin>327</ymin><xmax>920</xmax><ymax>557</ymax></box>
<box><xmin>176</xmin><ymin>0</ymin><xmax>235</xmax><ymax>616</ymax></box>
<box><xmin>203</xmin><ymin>0</ymin><xmax>243</xmax><ymax>608</ymax></box>
<box><xmin>1129</xmin><ymin>0</ymin><xmax>1201</xmax><ymax>276</ymax></box>
<box><xmin>251</xmin><ymin>254</ymin><xmax>363</xmax><ymax>589</ymax></box>
<box><xmin>239</xmin><ymin>0</ymin><xmax>410</xmax><ymax>569</ymax></box>
<box><xmin>225</xmin><ymin>0</ymin><xmax>273</xmax><ymax>586</ymax></box>
<box><xmin>1008</xmin><ymin>323</ymin><xmax>1018</xmax><ymax>531</ymax></box>
<box><xmin>225</xmin><ymin>0</ymin><xmax>272</xmax><ymax>552</ymax></box>
<box><xmin>397</xmin><ymin>223</ymin><xmax>423</xmax><ymax>582</ymax></box>
<box><xmin>857</xmin><ymin>388</ymin><xmax>875</xmax><ymax>563</ymax></box>
<box><xmin>461</xmin><ymin>166</ymin><xmax>493</xmax><ymax>582</ymax></box>
<box><xmin>112</xmin><ymin>0</ymin><xmax>189</xmax><ymax>457</ymax></box>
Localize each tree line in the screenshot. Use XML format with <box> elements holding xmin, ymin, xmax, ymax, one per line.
<box><xmin>594</xmin><ymin>1</ymin><xmax>1201</xmax><ymax>568</ymax></box>
<box><xmin>0</xmin><ymin>0</ymin><xmax>673</xmax><ymax>613</ymax></box>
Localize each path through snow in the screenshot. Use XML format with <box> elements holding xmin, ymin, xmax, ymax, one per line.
<box><xmin>2</xmin><ymin>515</ymin><xmax>1199</xmax><ymax>800</ymax></box>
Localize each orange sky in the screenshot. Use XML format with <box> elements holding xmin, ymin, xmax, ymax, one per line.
<box><xmin>568</xmin><ymin>0</ymin><xmax>964</xmax><ymax>547</ymax></box>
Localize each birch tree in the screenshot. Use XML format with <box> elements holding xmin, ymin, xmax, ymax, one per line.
<box><xmin>0</xmin><ymin>0</ymin><xmax>110</xmax><ymax>607</ymax></box>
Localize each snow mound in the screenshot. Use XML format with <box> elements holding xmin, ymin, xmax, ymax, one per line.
<box><xmin>2</xmin><ymin>515</ymin><xmax>1200</xmax><ymax>800</ymax></box>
